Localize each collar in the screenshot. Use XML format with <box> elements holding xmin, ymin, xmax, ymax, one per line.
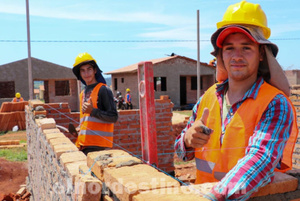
<box><xmin>216</xmin><ymin>77</ymin><xmax>264</xmax><ymax>101</ymax></box>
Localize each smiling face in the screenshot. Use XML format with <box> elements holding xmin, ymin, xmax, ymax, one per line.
<box><xmin>79</xmin><ymin>64</ymin><xmax>97</xmax><ymax>85</ymax></box>
<box><xmin>222</xmin><ymin>32</ymin><xmax>262</xmax><ymax>83</ymax></box>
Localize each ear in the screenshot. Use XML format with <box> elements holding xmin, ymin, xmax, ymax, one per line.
<box><xmin>259</xmin><ymin>45</ymin><xmax>265</xmax><ymax>61</ymax></box>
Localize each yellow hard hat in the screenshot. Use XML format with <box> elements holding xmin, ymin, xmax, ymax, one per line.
<box><xmin>126</xmin><ymin>88</ymin><xmax>130</xmax><ymax>92</ymax></box>
<box><xmin>73</xmin><ymin>52</ymin><xmax>96</xmax><ymax>67</ymax></box>
<box><xmin>217</xmin><ymin>0</ymin><xmax>270</xmax><ymax>39</ymax></box>
<box><xmin>16</xmin><ymin>92</ymin><xmax>21</xmax><ymax>98</ymax></box>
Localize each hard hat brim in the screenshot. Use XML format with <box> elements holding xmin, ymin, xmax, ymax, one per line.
<box><xmin>211</xmin><ymin>25</ymin><xmax>278</xmax><ymax>57</ymax></box>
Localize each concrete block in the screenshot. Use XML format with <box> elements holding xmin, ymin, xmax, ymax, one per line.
<box><xmin>53</xmin><ymin>143</ymin><xmax>78</xmax><ymax>159</ymax></box>
<box><xmin>87</xmin><ymin>149</ymin><xmax>142</xmax><ymax>181</ymax></box>
<box><xmin>60</xmin><ymin>151</ymin><xmax>87</xmax><ymax>169</ymax></box>
<box><xmin>74</xmin><ymin>174</ymin><xmax>102</xmax><ymax>201</ymax></box>
<box><xmin>103</xmin><ymin>164</ymin><xmax>180</xmax><ymax>201</ymax></box>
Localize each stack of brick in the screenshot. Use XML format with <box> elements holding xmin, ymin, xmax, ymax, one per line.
<box><xmin>0</xmin><ymin>101</ymin><xmax>28</xmax><ymax>132</ymax></box>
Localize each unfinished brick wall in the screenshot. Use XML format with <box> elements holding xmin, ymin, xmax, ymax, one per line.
<box><xmin>38</xmin><ymin>95</ymin><xmax>175</xmax><ymax>173</ymax></box>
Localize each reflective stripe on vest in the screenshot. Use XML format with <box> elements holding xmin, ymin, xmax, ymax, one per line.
<box><xmin>76</xmin><ymin>83</ymin><xmax>114</xmax><ymax>148</ymax></box>
<box><xmin>194</xmin><ymin>82</ymin><xmax>298</xmax><ymax>184</ymax></box>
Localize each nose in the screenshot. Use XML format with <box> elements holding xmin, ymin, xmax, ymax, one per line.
<box><xmin>231</xmin><ymin>49</ymin><xmax>243</xmax><ymax>61</ymax></box>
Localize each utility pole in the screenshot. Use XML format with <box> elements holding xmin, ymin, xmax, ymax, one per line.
<box><xmin>197</xmin><ymin>10</ymin><xmax>201</xmax><ymax>99</ymax></box>
<box><xmin>26</xmin><ymin>0</ymin><xmax>33</xmax><ymax>100</ymax></box>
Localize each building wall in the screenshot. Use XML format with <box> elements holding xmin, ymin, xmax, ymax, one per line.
<box><xmin>111</xmin><ymin>73</ymin><xmax>139</xmax><ymax>109</ymax></box>
<box><xmin>0</xmin><ymin>58</ymin><xmax>79</xmax><ymax>110</ymax></box>
<box><xmin>47</xmin><ymin>79</ymin><xmax>79</xmax><ymax>112</ymax></box>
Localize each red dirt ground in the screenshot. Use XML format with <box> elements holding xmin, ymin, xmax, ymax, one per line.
<box><xmin>0</xmin><ymin>131</ymin><xmax>28</xmax><ymax>199</ymax></box>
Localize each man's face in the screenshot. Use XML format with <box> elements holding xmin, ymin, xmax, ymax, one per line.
<box><xmin>222</xmin><ymin>33</ymin><xmax>261</xmax><ymax>82</ymax></box>
<box><xmin>79</xmin><ymin>64</ymin><xmax>97</xmax><ymax>85</ymax></box>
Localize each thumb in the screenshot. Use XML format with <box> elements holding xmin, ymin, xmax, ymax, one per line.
<box><xmin>200</xmin><ymin>108</ymin><xmax>209</xmax><ymax>125</ymax></box>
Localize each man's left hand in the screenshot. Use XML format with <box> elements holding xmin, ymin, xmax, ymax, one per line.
<box><xmin>82</xmin><ymin>100</ymin><xmax>94</xmax><ymax>114</ymax></box>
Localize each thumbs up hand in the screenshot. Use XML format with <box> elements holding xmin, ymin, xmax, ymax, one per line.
<box><xmin>82</xmin><ymin>98</ymin><xmax>94</xmax><ymax>114</ymax></box>
<box><xmin>184</xmin><ymin>108</ymin><xmax>213</xmax><ymax>149</ymax></box>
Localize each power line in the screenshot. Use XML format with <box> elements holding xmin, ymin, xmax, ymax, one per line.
<box><xmin>1</xmin><ymin>38</ymin><xmax>300</xmax><ymax>43</ymax></box>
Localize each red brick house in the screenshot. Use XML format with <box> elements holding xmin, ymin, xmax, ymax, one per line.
<box><xmin>0</xmin><ymin>58</ymin><xmax>79</xmax><ymax>111</ymax></box>
<box><xmin>105</xmin><ymin>55</ymin><xmax>216</xmax><ymax>109</ymax></box>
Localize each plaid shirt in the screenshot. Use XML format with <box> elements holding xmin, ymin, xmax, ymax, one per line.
<box><xmin>174</xmin><ymin>77</ymin><xmax>294</xmax><ymax>200</ymax></box>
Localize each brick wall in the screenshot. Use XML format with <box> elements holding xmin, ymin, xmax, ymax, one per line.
<box><xmin>25</xmin><ymin>96</ymin><xmax>300</xmax><ymax>201</ymax></box>
<box><xmin>35</xmin><ymin>95</ymin><xmax>175</xmax><ymax>173</ymax></box>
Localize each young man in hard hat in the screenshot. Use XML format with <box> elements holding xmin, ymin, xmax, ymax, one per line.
<box><xmin>125</xmin><ymin>88</ymin><xmax>132</xmax><ymax>109</ymax></box>
<box><xmin>72</xmin><ymin>52</ymin><xmax>118</xmax><ymax>155</ymax></box>
<box><xmin>175</xmin><ymin>1</ymin><xmax>297</xmax><ymax>200</ymax></box>
<box><xmin>12</xmin><ymin>92</ymin><xmax>24</xmax><ymax>102</ymax></box>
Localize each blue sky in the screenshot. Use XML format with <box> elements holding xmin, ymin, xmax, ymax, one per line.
<box><xmin>1</xmin><ymin>0</ymin><xmax>299</xmax><ymax>77</ymax></box>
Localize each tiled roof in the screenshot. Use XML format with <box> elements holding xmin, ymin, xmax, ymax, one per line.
<box><xmin>105</xmin><ymin>55</ymin><xmax>213</xmax><ymax>75</ymax></box>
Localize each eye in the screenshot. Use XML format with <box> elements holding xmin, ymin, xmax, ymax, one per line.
<box><xmin>223</xmin><ymin>46</ymin><xmax>233</xmax><ymax>51</ymax></box>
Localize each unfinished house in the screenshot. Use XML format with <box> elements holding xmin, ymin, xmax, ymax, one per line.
<box><xmin>0</xmin><ymin>58</ymin><xmax>79</xmax><ymax>111</ymax></box>
<box><xmin>105</xmin><ymin>55</ymin><xmax>216</xmax><ymax>109</ymax></box>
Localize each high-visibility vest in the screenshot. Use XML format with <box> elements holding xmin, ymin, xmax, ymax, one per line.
<box><xmin>75</xmin><ymin>83</ymin><xmax>114</xmax><ymax>148</ymax></box>
<box><xmin>194</xmin><ymin>82</ymin><xmax>298</xmax><ymax>184</ymax></box>
<box><xmin>12</xmin><ymin>98</ymin><xmax>24</xmax><ymax>102</ymax></box>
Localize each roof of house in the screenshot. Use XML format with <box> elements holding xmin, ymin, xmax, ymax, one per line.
<box><xmin>0</xmin><ymin>57</ymin><xmax>76</xmax><ymax>80</ymax></box>
<box><xmin>105</xmin><ymin>55</ymin><xmax>215</xmax><ymax>75</ymax></box>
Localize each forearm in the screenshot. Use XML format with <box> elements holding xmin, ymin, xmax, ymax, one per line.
<box><xmin>174</xmin><ymin>98</ymin><xmax>202</xmax><ymax>161</ymax></box>
<box><xmin>91</xmin><ymin>109</ymin><xmax>118</xmax><ymax>123</ymax></box>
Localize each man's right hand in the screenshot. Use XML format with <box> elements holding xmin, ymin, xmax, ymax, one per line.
<box><xmin>184</xmin><ymin>108</ymin><xmax>212</xmax><ymax>149</ymax></box>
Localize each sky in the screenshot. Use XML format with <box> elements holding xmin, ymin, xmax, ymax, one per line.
<box><xmin>1</xmin><ymin>0</ymin><xmax>300</xmax><ymax>77</ymax></box>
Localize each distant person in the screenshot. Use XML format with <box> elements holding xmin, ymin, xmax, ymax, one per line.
<box><xmin>72</xmin><ymin>52</ymin><xmax>118</xmax><ymax>155</ymax></box>
<box><xmin>125</xmin><ymin>88</ymin><xmax>132</xmax><ymax>109</ymax></box>
<box><xmin>12</xmin><ymin>92</ymin><xmax>24</xmax><ymax>102</ymax></box>
<box><xmin>174</xmin><ymin>1</ymin><xmax>297</xmax><ymax>200</ymax></box>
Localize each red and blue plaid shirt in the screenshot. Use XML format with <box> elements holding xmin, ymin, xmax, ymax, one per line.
<box><xmin>174</xmin><ymin>77</ymin><xmax>294</xmax><ymax>200</ymax></box>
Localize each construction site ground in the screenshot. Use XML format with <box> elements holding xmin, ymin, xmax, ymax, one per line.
<box><xmin>0</xmin><ymin>112</ymin><xmax>195</xmax><ymax>198</ymax></box>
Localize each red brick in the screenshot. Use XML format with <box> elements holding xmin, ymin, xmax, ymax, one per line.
<box><xmin>66</xmin><ymin>161</ymin><xmax>87</xmax><ymax>184</ymax></box>
<box><xmin>60</xmin><ymin>151</ymin><xmax>87</xmax><ymax>168</ymax></box>
<box><xmin>133</xmin><ymin>186</ymin><xmax>210</xmax><ymax>201</ymax></box>
<box><xmin>53</xmin><ymin>143</ymin><xmax>78</xmax><ymax>158</ymax></box>
<box><xmin>87</xmin><ymin>149</ymin><xmax>142</xmax><ymax>181</ymax></box>
<box><xmin>103</xmin><ymin>164</ymin><xmax>180</xmax><ymax>201</ymax></box>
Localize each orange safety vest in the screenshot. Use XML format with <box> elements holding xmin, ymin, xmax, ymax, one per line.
<box><xmin>75</xmin><ymin>83</ymin><xmax>114</xmax><ymax>148</ymax></box>
<box><xmin>194</xmin><ymin>82</ymin><xmax>298</xmax><ymax>184</ymax></box>
<box><xmin>12</xmin><ymin>98</ymin><xmax>24</xmax><ymax>102</ymax></box>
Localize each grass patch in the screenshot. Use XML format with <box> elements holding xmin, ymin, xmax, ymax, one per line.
<box><xmin>173</xmin><ymin>110</ymin><xmax>192</xmax><ymax>117</ymax></box>
<box><xmin>174</xmin><ymin>159</ymin><xmax>195</xmax><ymax>165</ymax></box>
<box><xmin>0</xmin><ymin>147</ymin><xmax>27</xmax><ymax>162</ymax></box>
<box><xmin>20</xmin><ymin>140</ymin><xmax>27</xmax><ymax>143</ymax></box>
